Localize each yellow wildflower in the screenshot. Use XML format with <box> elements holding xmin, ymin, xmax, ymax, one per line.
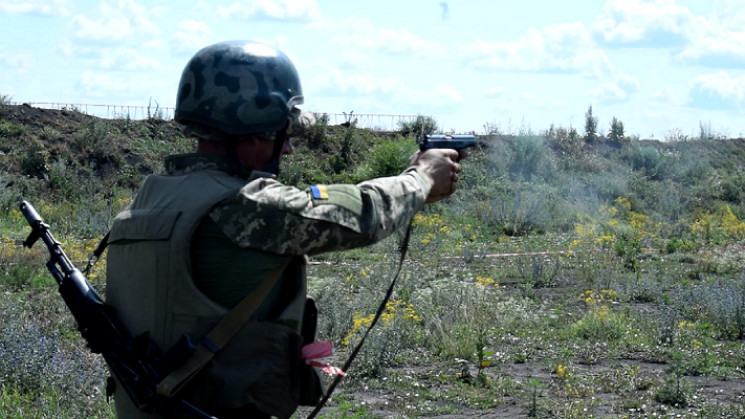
<box><xmin>476</xmin><ymin>276</ymin><xmax>495</xmax><ymax>287</ymax></box>
<box><xmin>556</xmin><ymin>364</ymin><xmax>569</xmax><ymax>379</ymax></box>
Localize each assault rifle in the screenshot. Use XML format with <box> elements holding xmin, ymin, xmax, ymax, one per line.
<box><xmin>420</xmin><ymin>134</ymin><xmax>477</xmax><ymax>155</ymax></box>
<box><xmin>20</xmin><ymin>201</ymin><xmax>213</xmax><ymax>419</ymax></box>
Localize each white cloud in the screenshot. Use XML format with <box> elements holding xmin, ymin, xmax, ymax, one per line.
<box><xmin>591</xmin><ymin>0</ymin><xmax>697</xmax><ymax>46</ymax></box>
<box><xmin>216</xmin><ymin>0</ymin><xmax>322</xmax><ymax>21</ymax></box>
<box><xmin>688</xmin><ymin>71</ymin><xmax>745</xmax><ymax>109</ymax></box>
<box><xmin>311</xmin><ymin>69</ymin><xmax>461</xmax><ymax>109</ymax></box>
<box><xmin>338</xmin><ymin>50</ymin><xmax>373</xmax><ymax>69</ymax></box>
<box><xmin>464</xmin><ymin>23</ymin><xmax>611</xmax><ymax>77</ymax></box>
<box><xmin>0</xmin><ymin>51</ymin><xmax>32</xmax><ymax>69</ymax></box>
<box><xmin>170</xmin><ymin>19</ymin><xmax>213</xmax><ymax>55</ymax></box>
<box><xmin>70</xmin><ymin>0</ymin><xmax>161</xmax><ymax>45</ymax></box>
<box><xmin>713</xmin><ymin>0</ymin><xmax>745</xmax><ymax>29</ymax></box>
<box><xmin>676</xmin><ymin>33</ymin><xmax>745</xmax><ymax>67</ymax></box>
<box><xmin>75</xmin><ymin>68</ymin><xmax>171</xmax><ymax>101</ymax></box>
<box><xmin>71</xmin><ymin>14</ymin><xmax>134</xmax><ymax>43</ymax></box>
<box><xmin>592</xmin><ymin>75</ymin><xmax>639</xmax><ymax>103</ymax></box>
<box><xmin>649</xmin><ymin>86</ymin><xmax>686</xmax><ymax>105</ymax></box>
<box><xmin>485</xmin><ymin>87</ymin><xmax>508</xmax><ymax>98</ymax></box>
<box><xmin>85</xmin><ymin>48</ymin><xmax>161</xmax><ymax>71</ymax></box>
<box><xmin>76</xmin><ymin>70</ymin><xmax>141</xmax><ymax>98</ymax></box>
<box><xmin>0</xmin><ymin>0</ymin><xmax>72</xmax><ymax>15</ymax></box>
<box><xmin>330</xmin><ymin>18</ymin><xmax>444</xmax><ymax>58</ymax></box>
<box><xmin>409</xmin><ymin>84</ymin><xmax>462</xmax><ymax>108</ymax></box>
<box><xmin>663</xmin><ymin>0</ymin><xmax>745</xmax><ymax>67</ymax></box>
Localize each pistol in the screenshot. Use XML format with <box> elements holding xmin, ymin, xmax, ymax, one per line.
<box><xmin>420</xmin><ymin>134</ymin><xmax>476</xmax><ymax>153</ymax></box>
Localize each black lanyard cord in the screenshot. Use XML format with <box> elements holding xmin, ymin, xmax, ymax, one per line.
<box><xmin>306</xmin><ymin>220</ymin><xmax>413</xmax><ymax>419</ymax></box>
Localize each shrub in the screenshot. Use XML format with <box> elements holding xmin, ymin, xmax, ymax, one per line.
<box><xmin>719</xmin><ymin>173</ymin><xmax>743</xmax><ymax>203</ymax></box>
<box><xmin>306</xmin><ymin>113</ymin><xmax>329</xmax><ymax>150</ymax></box>
<box><xmin>277</xmin><ymin>154</ymin><xmax>305</xmax><ymax>187</ymax></box>
<box><xmin>1</xmin><ymin>264</ymin><xmax>39</xmax><ymax>291</ymax></box>
<box><xmin>399</xmin><ymin>115</ymin><xmax>438</xmax><ymax>140</ymax></box>
<box><xmin>324</xmin><ymin>126</ymin><xmax>368</xmax><ymax>178</ymax></box>
<box><xmin>627</xmin><ymin>145</ymin><xmax>661</xmax><ymax>176</ymax></box>
<box><xmin>0</xmin><ymin>324</ymin><xmax>63</xmax><ymax>395</ymax></box>
<box><xmin>74</xmin><ymin>119</ymin><xmax>122</xmax><ymax>160</ymax></box>
<box><xmin>0</xmin><ymin>319</ymin><xmax>111</xmax><ymax>416</ymax></box>
<box><xmin>654</xmin><ymin>352</ymin><xmax>691</xmax><ymax>407</ymax></box>
<box><xmin>677</xmin><ymin>279</ymin><xmax>745</xmax><ymax>340</ymax></box>
<box><xmin>572</xmin><ymin>290</ymin><xmax>630</xmax><ymax>341</ymax></box>
<box><xmin>516</xmin><ymin>254</ymin><xmax>560</xmax><ymax>288</ymax></box>
<box><xmin>0</xmin><ymin>174</ymin><xmax>22</xmax><ymax>211</ymax></box>
<box><xmin>357</xmin><ymin>136</ymin><xmax>417</xmax><ymax>179</ymax></box>
<box><xmin>20</xmin><ymin>141</ymin><xmax>49</xmax><ymax>178</ymax></box>
<box><xmin>39</xmin><ymin>126</ymin><xmax>61</xmax><ymax>141</ymax></box>
<box><xmin>0</xmin><ymin>121</ymin><xmax>27</xmax><ymax>138</ymax></box>
<box><xmin>0</xmin><ymin>93</ymin><xmax>12</xmax><ymax>106</ymax></box>
<box><xmin>509</xmin><ymin>136</ymin><xmax>552</xmax><ymax>181</ymax></box>
<box><xmin>489</xmin><ymin>184</ymin><xmax>554</xmax><ymax>236</ymax></box>
<box><xmin>545</xmin><ymin>124</ymin><xmax>582</xmax><ymax>158</ymax></box>
<box><xmin>665</xmin><ymin>237</ymin><xmax>695</xmax><ymax>254</ymax></box>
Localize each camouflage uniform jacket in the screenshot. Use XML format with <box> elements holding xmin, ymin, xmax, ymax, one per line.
<box><xmin>189</xmin><ymin>154</ymin><xmax>432</xmax><ymax>255</ymax></box>
<box><xmin>105</xmin><ymin>152</ymin><xmax>431</xmax><ymax>418</ymax></box>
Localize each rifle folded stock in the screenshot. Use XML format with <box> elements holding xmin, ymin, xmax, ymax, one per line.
<box><xmin>20</xmin><ymin>200</ymin><xmax>213</xmax><ymax>419</ymax></box>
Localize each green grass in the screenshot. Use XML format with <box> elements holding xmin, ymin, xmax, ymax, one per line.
<box><xmin>2</xmin><ymin>104</ymin><xmax>745</xmax><ymax>417</ymax></box>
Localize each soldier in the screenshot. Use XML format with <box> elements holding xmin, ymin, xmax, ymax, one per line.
<box><xmin>105</xmin><ymin>40</ymin><xmax>462</xmax><ymax>419</ymax></box>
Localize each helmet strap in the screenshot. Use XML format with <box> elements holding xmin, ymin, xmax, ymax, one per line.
<box><xmin>261</xmin><ymin>123</ymin><xmax>288</xmax><ymax>176</ymax></box>
<box><xmin>222</xmin><ymin>138</ymin><xmax>251</xmax><ymax>179</ymax></box>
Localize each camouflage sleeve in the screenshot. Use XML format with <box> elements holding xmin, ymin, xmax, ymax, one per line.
<box><xmin>208</xmin><ymin>168</ymin><xmax>432</xmax><ymax>255</ymax></box>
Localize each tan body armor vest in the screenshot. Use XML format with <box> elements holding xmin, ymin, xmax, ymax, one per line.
<box><xmin>106</xmin><ymin>168</ymin><xmax>313</xmax><ymax>418</ymax></box>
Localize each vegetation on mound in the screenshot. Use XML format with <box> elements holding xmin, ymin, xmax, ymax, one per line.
<box><xmin>1</xmin><ymin>102</ymin><xmax>745</xmax><ymax>418</ymax></box>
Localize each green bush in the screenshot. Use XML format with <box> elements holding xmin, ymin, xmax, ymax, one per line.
<box><xmin>545</xmin><ymin>124</ymin><xmax>582</xmax><ymax>158</ymax></box>
<box><xmin>20</xmin><ymin>141</ymin><xmax>49</xmax><ymax>178</ymax></box>
<box><xmin>627</xmin><ymin>145</ymin><xmax>661</xmax><ymax>176</ymax></box>
<box><xmin>678</xmin><ymin>279</ymin><xmax>745</xmax><ymax>340</ymax></box>
<box><xmin>507</xmin><ymin>136</ymin><xmax>555</xmax><ymax>181</ymax></box>
<box><xmin>306</xmin><ymin>113</ymin><xmax>329</xmax><ymax>150</ymax></box>
<box><xmin>357</xmin><ymin>136</ymin><xmax>417</xmax><ymax>179</ymax></box>
<box><xmin>572</xmin><ymin>306</ymin><xmax>630</xmax><ymax>341</ymax></box>
<box><xmin>0</xmin><ymin>121</ymin><xmax>27</xmax><ymax>138</ymax></box>
<box><xmin>398</xmin><ymin>115</ymin><xmax>438</xmax><ymax>140</ymax></box>
<box><xmin>489</xmin><ymin>183</ymin><xmax>556</xmax><ymax>236</ymax></box>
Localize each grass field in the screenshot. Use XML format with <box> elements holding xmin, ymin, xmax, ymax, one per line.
<box><xmin>1</xmin><ymin>104</ymin><xmax>745</xmax><ymax>418</ymax></box>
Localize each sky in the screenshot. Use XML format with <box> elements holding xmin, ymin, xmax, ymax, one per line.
<box><xmin>1</xmin><ymin>0</ymin><xmax>744</xmax><ymax>139</ymax></box>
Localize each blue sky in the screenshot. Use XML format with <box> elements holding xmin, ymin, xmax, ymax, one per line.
<box><xmin>1</xmin><ymin>0</ymin><xmax>743</xmax><ymax>139</ymax></box>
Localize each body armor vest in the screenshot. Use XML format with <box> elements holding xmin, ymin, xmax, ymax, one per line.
<box><xmin>106</xmin><ymin>168</ymin><xmax>313</xmax><ymax>418</ymax></box>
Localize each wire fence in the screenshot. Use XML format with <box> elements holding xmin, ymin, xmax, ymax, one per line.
<box><xmin>20</xmin><ymin>102</ymin><xmax>174</xmax><ymax>120</ymax></box>
<box><xmin>18</xmin><ymin>102</ymin><xmax>418</xmax><ymax>132</ymax></box>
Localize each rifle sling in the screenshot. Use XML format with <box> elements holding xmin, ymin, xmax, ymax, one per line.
<box><xmin>84</xmin><ymin>231</ymin><xmax>110</xmax><ymax>275</ymax></box>
<box><xmin>156</xmin><ymin>261</ymin><xmax>289</xmax><ymax>398</ymax></box>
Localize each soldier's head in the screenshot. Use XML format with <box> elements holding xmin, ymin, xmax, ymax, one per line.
<box><xmin>175</xmin><ymin>41</ymin><xmax>313</xmax><ymax>174</ymax></box>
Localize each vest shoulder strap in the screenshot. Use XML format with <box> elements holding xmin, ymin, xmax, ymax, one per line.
<box><xmin>156</xmin><ymin>260</ymin><xmax>290</xmax><ymax>398</ymax></box>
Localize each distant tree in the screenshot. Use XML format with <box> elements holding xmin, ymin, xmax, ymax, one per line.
<box><xmin>584</xmin><ymin>105</ymin><xmax>598</xmax><ymax>144</ymax></box>
<box><xmin>608</xmin><ymin>116</ymin><xmax>625</xmax><ymax>145</ymax></box>
<box><xmin>399</xmin><ymin>115</ymin><xmax>439</xmax><ymax>142</ymax></box>
<box><xmin>544</xmin><ymin>124</ymin><xmax>582</xmax><ymax>156</ymax></box>
<box><xmin>698</xmin><ymin>121</ymin><xmax>714</xmax><ymax>140</ymax></box>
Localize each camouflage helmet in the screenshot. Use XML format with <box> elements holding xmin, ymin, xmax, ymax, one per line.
<box><xmin>175</xmin><ymin>41</ymin><xmax>304</xmax><ymax>136</ymax></box>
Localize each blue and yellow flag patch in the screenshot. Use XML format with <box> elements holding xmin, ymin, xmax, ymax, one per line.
<box><xmin>310</xmin><ymin>184</ymin><xmax>329</xmax><ymax>200</ymax></box>
<box><xmin>308</xmin><ymin>184</ymin><xmax>363</xmax><ymax>216</ymax></box>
